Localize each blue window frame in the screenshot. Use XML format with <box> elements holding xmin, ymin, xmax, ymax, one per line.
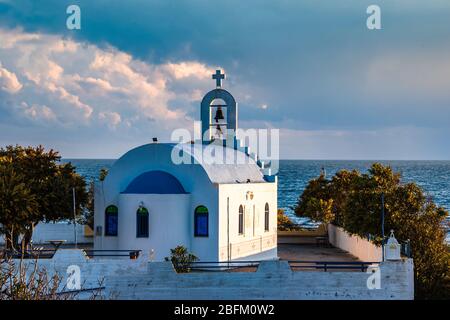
<box><xmin>104</xmin><ymin>205</ymin><xmax>118</xmax><ymax>236</ymax></box>
<box><xmin>136</xmin><ymin>206</ymin><xmax>149</xmax><ymax>238</ymax></box>
<box><xmin>194</xmin><ymin>206</ymin><xmax>209</xmax><ymax>237</ymax></box>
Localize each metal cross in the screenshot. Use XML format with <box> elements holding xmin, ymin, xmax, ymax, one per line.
<box><xmin>212</xmin><ymin>69</ymin><xmax>225</xmax><ymax>88</ymax></box>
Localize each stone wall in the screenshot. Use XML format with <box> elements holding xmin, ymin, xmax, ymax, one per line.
<box><xmin>12</xmin><ymin>250</ymin><xmax>413</xmax><ymax>300</ymax></box>
<box><xmin>328</xmin><ymin>224</ymin><xmax>383</xmax><ymax>261</ymax></box>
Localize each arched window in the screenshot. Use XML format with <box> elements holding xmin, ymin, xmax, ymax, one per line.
<box><xmin>238</xmin><ymin>205</ymin><xmax>244</xmax><ymax>235</ymax></box>
<box><xmin>104</xmin><ymin>205</ymin><xmax>118</xmax><ymax>236</ymax></box>
<box><xmin>194</xmin><ymin>206</ymin><xmax>209</xmax><ymax>237</ymax></box>
<box><xmin>136</xmin><ymin>206</ymin><xmax>149</xmax><ymax>238</ymax></box>
<box><xmin>264</xmin><ymin>203</ymin><xmax>270</xmax><ymax>232</ymax></box>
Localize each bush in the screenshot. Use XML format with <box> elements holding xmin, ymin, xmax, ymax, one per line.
<box><xmin>0</xmin><ymin>257</ymin><xmax>72</xmax><ymax>300</ymax></box>
<box><xmin>277</xmin><ymin>209</ymin><xmax>300</xmax><ymax>231</ymax></box>
<box><xmin>0</xmin><ymin>256</ymin><xmax>106</xmax><ymax>300</ymax></box>
<box><xmin>165</xmin><ymin>245</ymin><xmax>198</xmax><ymax>273</ymax></box>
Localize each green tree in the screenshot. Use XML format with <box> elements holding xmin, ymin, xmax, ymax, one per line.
<box><xmin>295</xmin><ymin>163</ymin><xmax>449</xmax><ymax>299</ymax></box>
<box><xmin>0</xmin><ymin>161</ymin><xmax>38</xmax><ymax>250</ymax></box>
<box><xmin>0</xmin><ymin>145</ymin><xmax>88</xmax><ymax>249</ymax></box>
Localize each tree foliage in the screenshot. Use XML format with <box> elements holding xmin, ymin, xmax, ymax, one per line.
<box><xmin>0</xmin><ymin>161</ymin><xmax>38</xmax><ymax>249</ymax></box>
<box><xmin>295</xmin><ymin>163</ymin><xmax>450</xmax><ymax>299</ymax></box>
<box><xmin>0</xmin><ymin>145</ymin><xmax>88</xmax><ymax>250</ymax></box>
<box><xmin>165</xmin><ymin>245</ymin><xmax>199</xmax><ymax>273</ymax></box>
<box><xmin>277</xmin><ymin>209</ymin><xmax>299</xmax><ymax>231</ymax></box>
<box><xmin>82</xmin><ymin>180</ymin><xmax>95</xmax><ymax>229</ymax></box>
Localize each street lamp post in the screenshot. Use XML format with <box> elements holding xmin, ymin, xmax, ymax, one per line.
<box><xmin>381</xmin><ymin>192</ymin><xmax>385</xmax><ymax>261</ymax></box>
<box><xmin>73</xmin><ymin>187</ymin><xmax>77</xmax><ymax>248</ymax></box>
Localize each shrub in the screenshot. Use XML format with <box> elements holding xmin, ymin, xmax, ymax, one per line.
<box><xmin>165</xmin><ymin>245</ymin><xmax>198</xmax><ymax>273</ymax></box>
<box><xmin>277</xmin><ymin>209</ymin><xmax>299</xmax><ymax>231</ymax></box>
<box><xmin>0</xmin><ymin>257</ymin><xmax>72</xmax><ymax>300</ymax></box>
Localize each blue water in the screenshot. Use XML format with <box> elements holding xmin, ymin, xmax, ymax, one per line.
<box><xmin>63</xmin><ymin>159</ymin><xmax>450</xmax><ymax>240</ymax></box>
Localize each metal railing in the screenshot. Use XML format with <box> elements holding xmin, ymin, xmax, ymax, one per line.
<box><xmin>182</xmin><ymin>260</ymin><xmax>380</xmax><ymax>273</ymax></box>
<box><xmin>2</xmin><ymin>249</ymin><xmax>142</xmax><ymax>259</ymax></box>
<box><xmin>186</xmin><ymin>260</ymin><xmax>260</xmax><ymax>272</ymax></box>
<box><xmin>54</xmin><ymin>286</ymin><xmax>105</xmax><ymax>297</ymax></box>
<box><xmin>289</xmin><ymin>260</ymin><xmax>379</xmax><ymax>272</ymax></box>
<box><xmin>2</xmin><ymin>249</ymin><xmax>57</xmax><ymax>259</ymax></box>
<box><xmin>82</xmin><ymin>249</ymin><xmax>141</xmax><ymax>259</ymax></box>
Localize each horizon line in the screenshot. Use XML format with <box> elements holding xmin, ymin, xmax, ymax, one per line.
<box><xmin>60</xmin><ymin>158</ymin><xmax>450</xmax><ymax>161</ymax></box>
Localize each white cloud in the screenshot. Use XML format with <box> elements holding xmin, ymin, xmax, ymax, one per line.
<box><xmin>164</xmin><ymin>62</ymin><xmax>212</xmax><ymax>80</ymax></box>
<box><xmin>0</xmin><ymin>31</ymin><xmax>40</xmax><ymax>50</ymax></box>
<box><xmin>0</xmin><ymin>63</ymin><xmax>22</xmax><ymax>93</ymax></box>
<box><xmin>99</xmin><ymin>111</ymin><xmax>122</xmax><ymax>128</ymax></box>
<box><xmin>0</xmin><ymin>28</ymin><xmax>218</xmax><ymax>131</ymax></box>
<box><xmin>21</xmin><ymin>102</ymin><xmax>57</xmax><ymax>122</ymax></box>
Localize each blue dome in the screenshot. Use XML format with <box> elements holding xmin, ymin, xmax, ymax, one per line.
<box><xmin>122</xmin><ymin>170</ymin><xmax>187</xmax><ymax>194</ymax></box>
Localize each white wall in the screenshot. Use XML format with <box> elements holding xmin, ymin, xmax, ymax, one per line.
<box><xmin>32</xmin><ymin>223</ymin><xmax>91</xmax><ymax>244</ymax></box>
<box><xmin>328</xmin><ymin>224</ymin><xmax>383</xmax><ymax>262</ymax></box>
<box><xmin>218</xmin><ymin>182</ymin><xmax>278</xmax><ymax>261</ymax></box>
<box><xmin>106</xmin><ymin>260</ymin><xmax>414</xmax><ymax>300</ymax></box>
<box><xmin>12</xmin><ymin>249</ymin><xmax>148</xmax><ymax>299</ymax></box>
<box><xmin>13</xmin><ymin>250</ymin><xmax>414</xmax><ymax>300</ymax></box>
<box><xmin>0</xmin><ymin>223</ymin><xmax>92</xmax><ymax>245</ymax></box>
<box><xmin>94</xmin><ymin>181</ymin><xmax>118</xmax><ymax>250</ymax></box>
<box><xmin>117</xmin><ymin>193</ymin><xmax>191</xmax><ymax>261</ymax></box>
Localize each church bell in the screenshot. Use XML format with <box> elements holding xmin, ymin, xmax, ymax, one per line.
<box><xmin>214</xmin><ymin>106</ymin><xmax>225</xmax><ymax>122</ymax></box>
<box><xmin>215</xmin><ymin>124</ymin><xmax>223</xmax><ymax>137</ymax></box>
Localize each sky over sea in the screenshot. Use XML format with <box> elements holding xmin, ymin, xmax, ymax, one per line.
<box><xmin>0</xmin><ymin>0</ymin><xmax>449</xmax><ymax>159</ymax></box>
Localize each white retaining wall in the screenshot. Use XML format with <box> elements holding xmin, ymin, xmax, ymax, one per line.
<box><xmin>0</xmin><ymin>223</ymin><xmax>93</xmax><ymax>245</ymax></box>
<box><xmin>328</xmin><ymin>224</ymin><xmax>383</xmax><ymax>261</ymax></box>
<box><xmin>105</xmin><ymin>260</ymin><xmax>414</xmax><ymax>300</ymax></box>
<box><xmin>13</xmin><ymin>250</ymin><xmax>413</xmax><ymax>300</ymax></box>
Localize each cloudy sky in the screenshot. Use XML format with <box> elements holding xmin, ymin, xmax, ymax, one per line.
<box><xmin>0</xmin><ymin>0</ymin><xmax>449</xmax><ymax>159</ymax></box>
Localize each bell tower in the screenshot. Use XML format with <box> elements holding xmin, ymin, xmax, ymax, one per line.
<box><xmin>200</xmin><ymin>69</ymin><xmax>238</xmax><ymax>145</ymax></box>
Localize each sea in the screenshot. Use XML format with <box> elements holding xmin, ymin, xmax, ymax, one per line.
<box><xmin>63</xmin><ymin>159</ymin><xmax>450</xmax><ymax>243</ymax></box>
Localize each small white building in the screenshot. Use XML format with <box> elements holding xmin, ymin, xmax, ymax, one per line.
<box><xmin>94</xmin><ymin>70</ymin><xmax>278</xmax><ymax>261</ymax></box>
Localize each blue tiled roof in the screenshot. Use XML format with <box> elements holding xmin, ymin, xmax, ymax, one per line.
<box><xmin>122</xmin><ymin>170</ymin><xmax>187</xmax><ymax>194</ymax></box>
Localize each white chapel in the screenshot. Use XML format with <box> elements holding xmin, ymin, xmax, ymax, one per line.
<box><xmin>93</xmin><ymin>70</ymin><xmax>278</xmax><ymax>261</ymax></box>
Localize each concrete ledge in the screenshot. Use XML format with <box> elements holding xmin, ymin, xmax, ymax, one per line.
<box><xmin>257</xmin><ymin>260</ymin><xmax>291</xmax><ymax>273</ymax></box>
<box><xmin>53</xmin><ymin>249</ymin><xmax>87</xmax><ymax>263</ymax></box>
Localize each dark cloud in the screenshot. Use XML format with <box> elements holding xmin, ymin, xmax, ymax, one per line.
<box><xmin>1</xmin><ymin>0</ymin><xmax>450</xmax><ymax>158</ymax></box>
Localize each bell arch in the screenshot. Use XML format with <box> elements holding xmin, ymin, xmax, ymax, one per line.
<box><xmin>200</xmin><ymin>88</ymin><xmax>238</xmax><ymax>143</ymax></box>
